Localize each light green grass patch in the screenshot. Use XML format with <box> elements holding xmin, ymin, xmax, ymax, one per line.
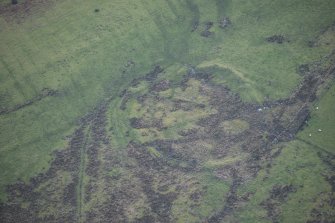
<box><xmin>220</xmin><ymin>119</ymin><xmax>250</xmax><ymax>135</ymax></box>
<box><xmin>172</xmin><ymin>172</ymin><xmax>230</xmax><ymax>222</ymax></box>
<box><xmin>147</xmin><ymin>146</ymin><xmax>162</xmax><ymax>158</ymax></box>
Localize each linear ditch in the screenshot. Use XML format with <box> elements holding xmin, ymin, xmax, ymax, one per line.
<box><xmin>76</xmin><ymin>126</ymin><xmax>91</xmax><ymax>223</ymax></box>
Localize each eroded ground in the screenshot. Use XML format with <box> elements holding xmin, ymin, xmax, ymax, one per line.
<box><xmin>1</xmin><ymin>48</ymin><xmax>334</xmax><ymax>222</ymax></box>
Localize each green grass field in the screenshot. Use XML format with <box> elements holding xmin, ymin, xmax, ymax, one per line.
<box><xmin>0</xmin><ymin>0</ymin><xmax>334</xmax><ymax>222</ymax></box>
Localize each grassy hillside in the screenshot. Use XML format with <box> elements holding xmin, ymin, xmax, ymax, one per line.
<box><xmin>235</xmin><ymin>84</ymin><xmax>335</xmax><ymax>223</ymax></box>
<box><xmin>0</xmin><ymin>0</ymin><xmax>334</xmax><ymax>222</ymax></box>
